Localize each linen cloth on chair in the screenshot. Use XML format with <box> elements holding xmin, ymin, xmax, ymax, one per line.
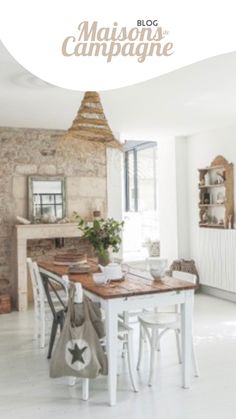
<box><xmin>50</xmin><ymin>284</ymin><xmax>108</xmax><ymax>379</ymax></box>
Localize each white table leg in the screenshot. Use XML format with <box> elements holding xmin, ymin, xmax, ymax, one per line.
<box><xmin>105</xmin><ymin>300</ymin><xmax>118</xmax><ymax>406</ymax></box>
<box><xmin>181</xmin><ymin>290</ymin><xmax>194</xmax><ymax>388</ymax></box>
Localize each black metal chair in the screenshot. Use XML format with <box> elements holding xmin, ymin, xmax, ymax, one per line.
<box><xmin>40</xmin><ymin>272</ymin><xmax>68</xmax><ymax>359</ymax></box>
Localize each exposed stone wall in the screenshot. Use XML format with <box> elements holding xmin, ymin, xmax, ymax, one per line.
<box><xmin>0</xmin><ymin>127</ymin><xmax>107</xmax><ymax>305</ymax></box>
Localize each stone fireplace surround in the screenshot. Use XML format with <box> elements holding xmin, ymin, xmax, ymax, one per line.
<box><xmin>0</xmin><ymin>126</ymin><xmax>120</xmax><ymax>308</ymax></box>
<box><xmin>14</xmin><ymin>223</ymin><xmax>84</xmax><ymax>311</ymax></box>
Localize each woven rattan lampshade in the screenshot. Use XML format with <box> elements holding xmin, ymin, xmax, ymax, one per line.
<box><xmin>65</xmin><ymin>91</ymin><xmax>122</xmax><ymax>150</ymax></box>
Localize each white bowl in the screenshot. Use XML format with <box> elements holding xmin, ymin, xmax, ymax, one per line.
<box><xmin>92</xmin><ymin>273</ymin><xmax>107</xmax><ymax>285</ymax></box>
<box><xmin>149</xmin><ymin>258</ymin><xmax>168</xmax><ymax>281</ymax></box>
<box><xmin>150</xmin><ymin>268</ymin><xmax>165</xmax><ymax>281</ymax></box>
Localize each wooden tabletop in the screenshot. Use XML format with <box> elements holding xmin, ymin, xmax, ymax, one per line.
<box><xmin>38</xmin><ymin>261</ymin><xmax>197</xmax><ymax>300</ymax></box>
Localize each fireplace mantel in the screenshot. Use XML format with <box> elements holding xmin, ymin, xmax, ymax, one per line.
<box><xmin>14</xmin><ymin>223</ymin><xmax>82</xmax><ymax>311</ymax></box>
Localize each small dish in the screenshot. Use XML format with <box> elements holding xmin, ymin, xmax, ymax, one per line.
<box><xmin>92</xmin><ymin>273</ymin><xmax>107</xmax><ymax>285</ymax></box>
<box><xmin>150</xmin><ymin>269</ymin><xmax>164</xmax><ymax>282</ymax></box>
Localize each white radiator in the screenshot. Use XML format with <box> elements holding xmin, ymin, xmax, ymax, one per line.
<box><xmin>198</xmin><ymin>229</ymin><xmax>236</xmax><ymax>292</ymax></box>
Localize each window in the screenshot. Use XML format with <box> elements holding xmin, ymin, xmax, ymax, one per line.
<box><xmin>124</xmin><ymin>142</ymin><xmax>157</xmax><ymax>212</ymax></box>
<box><xmin>123</xmin><ymin>141</ymin><xmax>159</xmax><ymax>260</ymax></box>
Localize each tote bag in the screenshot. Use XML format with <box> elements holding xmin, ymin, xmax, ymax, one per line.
<box><xmin>73</xmin><ymin>296</ymin><xmax>105</xmax><ymax>340</ymax></box>
<box><xmin>50</xmin><ymin>285</ymin><xmax>108</xmax><ymax>379</ymax></box>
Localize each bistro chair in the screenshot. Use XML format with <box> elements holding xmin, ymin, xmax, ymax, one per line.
<box><xmin>39</xmin><ymin>270</ymin><xmax>68</xmax><ymax>359</ymax></box>
<box><xmin>137</xmin><ymin>270</ymin><xmax>199</xmax><ymax>386</ymax></box>
<box><xmin>27</xmin><ymin>258</ymin><xmax>68</xmax><ymax>350</ymax></box>
<box><xmin>38</xmin><ymin>265</ymin><xmax>138</xmax><ymax>393</ymax></box>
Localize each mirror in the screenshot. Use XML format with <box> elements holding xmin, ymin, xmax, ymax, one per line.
<box><xmin>28</xmin><ymin>176</ymin><xmax>66</xmax><ymax>222</ymax></box>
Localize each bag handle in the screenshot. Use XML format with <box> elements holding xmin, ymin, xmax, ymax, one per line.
<box><xmin>66</xmin><ymin>283</ymin><xmax>77</xmax><ymax>327</ymax></box>
<box><xmin>83</xmin><ymin>296</ymin><xmax>91</xmax><ymax>321</ymax></box>
<box><xmin>66</xmin><ymin>284</ymin><xmax>94</xmax><ymax>327</ymax></box>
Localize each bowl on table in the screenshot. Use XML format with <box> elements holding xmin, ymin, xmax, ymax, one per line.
<box><xmin>149</xmin><ymin>258</ymin><xmax>168</xmax><ymax>282</ymax></box>
<box><xmin>92</xmin><ymin>272</ymin><xmax>107</xmax><ymax>286</ymax></box>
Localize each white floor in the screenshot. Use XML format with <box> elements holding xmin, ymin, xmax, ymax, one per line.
<box><xmin>1</xmin><ymin>294</ymin><xmax>236</xmax><ymax>419</ymax></box>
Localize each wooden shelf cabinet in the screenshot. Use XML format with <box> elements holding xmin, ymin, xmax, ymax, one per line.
<box><xmin>198</xmin><ymin>155</ymin><xmax>234</xmax><ymax>229</ymax></box>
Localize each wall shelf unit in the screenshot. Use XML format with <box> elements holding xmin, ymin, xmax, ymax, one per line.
<box><xmin>198</xmin><ymin>155</ymin><xmax>234</xmax><ymax>229</ymax></box>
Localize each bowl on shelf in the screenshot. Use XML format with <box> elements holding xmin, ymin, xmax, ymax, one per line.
<box><xmin>149</xmin><ymin>258</ymin><xmax>168</xmax><ymax>282</ymax></box>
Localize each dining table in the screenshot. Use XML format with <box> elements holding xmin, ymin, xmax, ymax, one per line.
<box><xmin>38</xmin><ymin>261</ymin><xmax>197</xmax><ymax>406</ymax></box>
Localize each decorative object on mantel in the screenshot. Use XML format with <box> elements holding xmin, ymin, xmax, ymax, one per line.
<box><xmin>57</xmin><ymin>217</ymin><xmax>71</xmax><ymax>224</ymax></box>
<box><xmin>41</xmin><ymin>214</ymin><xmax>57</xmax><ymax>224</ymax></box>
<box><xmin>75</xmin><ymin>213</ymin><xmax>124</xmax><ymax>266</ymax></box>
<box><xmin>198</xmin><ymin>155</ymin><xmax>234</xmax><ymax>229</ymax></box>
<box><xmin>64</xmin><ymin>91</ymin><xmax>123</xmax><ymax>150</ymax></box>
<box><xmin>41</xmin><ymin>214</ymin><xmax>49</xmax><ymax>223</ymax></box>
<box><xmin>93</xmin><ymin>210</ymin><xmax>101</xmax><ymax>219</ymax></box>
<box><xmin>16</xmin><ymin>216</ymin><xmax>31</xmax><ymax>225</ymax></box>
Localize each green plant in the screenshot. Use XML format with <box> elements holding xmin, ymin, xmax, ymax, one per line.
<box><xmin>74</xmin><ymin>214</ymin><xmax>124</xmax><ymax>260</ymax></box>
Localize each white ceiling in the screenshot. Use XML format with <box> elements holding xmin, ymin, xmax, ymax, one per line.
<box><xmin>1</xmin><ymin>41</ymin><xmax>236</xmax><ymax>140</ymax></box>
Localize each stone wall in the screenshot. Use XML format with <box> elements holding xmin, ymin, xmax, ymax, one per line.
<box><xmin>0</xmin><ymin>127</ymin><xmax>108</xmax><ymax>305</ymax></box>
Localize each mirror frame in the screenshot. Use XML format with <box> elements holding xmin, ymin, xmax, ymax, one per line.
<box><xmin>28</xmin><ymin>176</ymin><xmax>66</xmax><ymax>222</ymax></box>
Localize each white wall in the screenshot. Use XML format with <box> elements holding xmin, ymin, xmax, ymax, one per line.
<box><xmin>157</xmin><ymin>136</ymin><xmax>191</xmax><ymax>262</ymax></box>
<box><xmin>187</xmin><ymin>124</ymin><xmax>236</xmax><ymax>288</ymax></box>
<box><xmin>106</xmin><ymin>147</ymin><xmax>124</xmax><ymax>259</ymax></box>
<box><xmin>157</xmin><ymin>137</ymin><xmax>179</xmax><ymax>263</ymax></box>
<box><xmin>175</xmin><ymin>136</ymin><xmax>190</xmax><ymax>259</ymax></box>
<box><xmin>106</xmin><ymin>147</ymin><xmax>123</xmax><ymax>222</ymax></box>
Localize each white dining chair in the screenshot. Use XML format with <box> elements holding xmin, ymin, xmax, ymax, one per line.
<box><xmin>137</xmin><ymin>270</ymin><xmax>199</xmax><ymax>386</ymax></box>
<box><xmin>117</xmin><ymin>320</ymin><xmax>139</xmax><ymax>392</ymax></box>
<box><xmin>27</xmin><ymin>258</ymin><xmax>68</xmax><ymax>348</ymax></box>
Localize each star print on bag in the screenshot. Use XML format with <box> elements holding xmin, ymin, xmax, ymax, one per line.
<box><xmin>65</xmin><ymin>339</ymin><xmax>91</xmax><ymax>371</ymax></box>
<box><xmin>68</xmin><ymin>343</ymin><xmax>87</xmax><ymax>364</ymax></box>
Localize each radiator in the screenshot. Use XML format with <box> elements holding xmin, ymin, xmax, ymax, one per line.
<box><xmin>198</xmin><ymin>229</ymin><xmax>236</xmax><ymax>292</ymax></box>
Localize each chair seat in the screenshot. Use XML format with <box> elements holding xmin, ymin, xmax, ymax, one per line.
<box><xmin>138</xmin><ymin>312</ymin><xmax>179</xmax><ymax>327</ymax></box>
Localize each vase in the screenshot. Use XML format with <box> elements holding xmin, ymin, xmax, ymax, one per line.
<box><xmin>96</xmin><ymin>249</ymin><xmax>110</xmax><ymax>266</ymax></box>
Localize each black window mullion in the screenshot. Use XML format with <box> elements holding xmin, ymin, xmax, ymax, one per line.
<box><xmin>54</xmin><ymin>194</ymin><xmax>56</xmax><ymax>217</ymax></box>
<box><xmin>40</xmin><ymin>194</ymin><xmax>43</xmax><ymax>216</ymax></box>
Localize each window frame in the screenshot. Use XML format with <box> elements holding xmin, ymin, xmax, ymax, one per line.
<box><xmin>124</xmin><ymin>141</ymin><xmax>157</xmax><ymax>212</ymax></box>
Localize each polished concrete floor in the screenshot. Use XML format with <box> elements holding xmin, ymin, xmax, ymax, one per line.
<box><xmin>1</xmin><ymin>293</ymin><xmax>236</xmax><ymax>419</ymax></box>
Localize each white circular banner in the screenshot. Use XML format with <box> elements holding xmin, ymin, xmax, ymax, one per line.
<box><xmin>0</xmin><ymin>0</ymin><xmax>236</xmax><ymax>91</ymax></box>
